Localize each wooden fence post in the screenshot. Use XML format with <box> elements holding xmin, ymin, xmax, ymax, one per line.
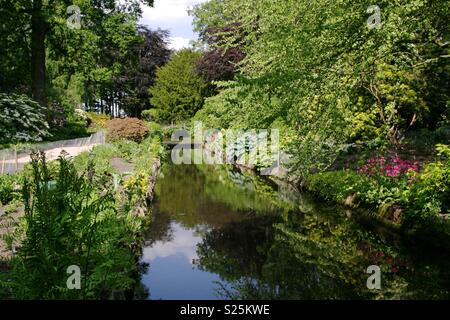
<box><xmin>1</xmin><ymin>156</ymin><xmax>5</xmax><ymax>174</ymax></box>
<box><xmin>15</xmin><ymin>146</ymin><xmax>18</xmax><ymax>172</ymax></box>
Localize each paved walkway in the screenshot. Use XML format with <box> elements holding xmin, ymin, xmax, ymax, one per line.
<box><xmin>0</xmin><ymin>132</ymin><xmax>105</xmax><ymax>174</ymax></box>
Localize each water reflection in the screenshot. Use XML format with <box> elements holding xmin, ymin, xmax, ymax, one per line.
<box><xmin>139</xmin><ymin>164</ymin><xmax>450</xmax><ymax>300</ymax></box>
<box><xmin>143</xmin><ymin>223</ymin><xmax>201</xmax><ymax>263</ymax></box>
<box><xmin>141</xmin><ymin>221</ymin><xmax>225</xmax><ymax>300</ymax></box>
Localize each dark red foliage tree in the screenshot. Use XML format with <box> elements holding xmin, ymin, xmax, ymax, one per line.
<box><xmin>114</xmin><ymin>26</ymin><xmax>171</xmax><ymax>118</ymax></box>
<box><xmin>197</xmin><ymin>47</ymin><xmax>245</xmax><ymax>82</ymax></box>
<box><xmin>196</xmin><ymin>24</ymin><xmax>246</xmax><ymax>83</ymax></box>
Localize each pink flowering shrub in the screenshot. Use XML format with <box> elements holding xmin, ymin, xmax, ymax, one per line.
<box><xmin>358</xmin><ymin>154</ymin><xmax>420</xmax><ymax>178</ymax></box>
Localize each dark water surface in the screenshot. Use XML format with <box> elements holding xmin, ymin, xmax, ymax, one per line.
<box><xmin>139</xmin><ymin>164</ymin><xmax>450</xmax><ymax>300</ymax></box>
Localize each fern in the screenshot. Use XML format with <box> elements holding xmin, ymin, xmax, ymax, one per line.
<box><xmin>8</xmin><ymin>151</ymin><xmax>142</xmax><ymax>299</ymax></box>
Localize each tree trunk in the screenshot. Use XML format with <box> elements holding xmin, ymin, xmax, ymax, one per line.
<box><xmin>31</xmin><ymin>0</ymin><xmax>47</xmax><ymax>107</ymax></box>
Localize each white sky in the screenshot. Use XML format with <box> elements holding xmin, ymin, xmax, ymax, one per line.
<box><xmin>139</xmin><ymin>0</ymin><xmax>209</xmax><ymax>50</ymax></box>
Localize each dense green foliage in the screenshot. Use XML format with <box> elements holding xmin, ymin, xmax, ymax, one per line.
<box><xmin>5</xmin><ymin>152</ymin><xmax>143</xmax><ymax>299</ymax></box>
<box><xmin>118</xmin><ymin>27</ymin><xmax>172</xmax><ymax>118</ymax></box>
<box><xmin>87</xmin><ymin>112</ymin><xmax>111</xmax><ymax>131</ymax></box>
<box><xmin>407</xmin><ymin>144</ymin><xmax>450</xmax><ymax>220</ymax></box>
<box><xmin>0</xmin><ymin>121</ymin><xmax>164</xmax><ymax>299</ymax></box>
<box><xmin>307</xmin><ymin>145</ymin><xmax>450</xmax><ymax>223</ymax></box>
<box><xmin>1</xmin><ymin>0</ymin><xmax>450</xmax><ymax>301</ymax></box>
<box><xmin>45</xmin><ymin>1</ymin><xmax>159</xmax><ymax>117</ymax></box>
<box><xmin>74</xmin><ymin>130</ymin><xmax>165</xmax><ymax>213</ymax></box>
<box><xmin>0</xmin><ymin>94</ymin><xmax>50</xmax><ymax>144</ymax></box>
<box><xmin>195</xmin><ymin>25</ymin><xmax>245</xmax><ymax>83</ymax></box>
<box><xmin>0</xmin><ymin>174</ymin><xmax>21</xmax><ymax>206</ymax></box>
<box><xmin>0</xmin><ymin>1</ymin><xmax>30</xmax><ymax>92</ymax></box>
<box><xmin>149</xmin><ymin>50</ymin><xmax>208</xmax><ymax>123</ymax></box>
<box><xmin>191</xmin><ymin>0</ymin><xmax>450</xmax><ymax>176</ymax></box>
<box><xmin>0</xmin><ymin>0</ymin><xmax>171</xmax><ymax>124</ymax></box>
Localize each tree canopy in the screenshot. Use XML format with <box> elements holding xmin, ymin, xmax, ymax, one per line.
<box><xmin>149</xmin><ymin>50</ymin><xmax>208</xmax><ymax>123</ymax></box>
<box><xmin>191</xmin><ymin>0</ymin><xmax>450</xmax><ymax>177</ymax></box>
<box><xmin>0</xmin><ymin>0</ymin><xmax>162</xmax><ymax>119</ymax></box>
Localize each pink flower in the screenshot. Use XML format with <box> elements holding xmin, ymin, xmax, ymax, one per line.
<box><xmin>357</xmin><ymin>154</ymin><xmax>420</xmax><ymax>178</ymax></box>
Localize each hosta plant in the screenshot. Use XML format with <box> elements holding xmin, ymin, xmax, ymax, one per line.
<box><xmin>0</xmin><ymin>94</ymin><xmax>50</xmax><ymax>144</ymax></box>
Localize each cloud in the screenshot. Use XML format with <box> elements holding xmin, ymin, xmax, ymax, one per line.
<box><xmin>142</xmin><ymin>0</ymin><xmax>208</xmax><ymax>20</ymax></box>
<box><xmin>139</xmin><ymin>0</ymin><xmax>209</xmax><ymax>41</ymax></box>
<box><xmin>142</xmin><ymin>223</ymin><xmax>202</xmax><ymax>263</ymax></box>
<box><xmin>168</xmin><ymin>36</ymin><xmax>192</xmax><ymax>50</ymax></box>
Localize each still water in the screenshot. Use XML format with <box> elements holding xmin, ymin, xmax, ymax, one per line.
<box><xmin>139</xmin><ymin>163</ymin><xmax>450</xmax><ymax>300</ymax></box>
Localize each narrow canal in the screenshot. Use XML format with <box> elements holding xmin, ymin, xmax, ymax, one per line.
<box><xmin>139</xmin><ymin>163</ymin><xmax>450</xmax><ymax>300</ymax></box>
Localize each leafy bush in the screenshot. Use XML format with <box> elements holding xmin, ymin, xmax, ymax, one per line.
<box><xmin>0</xmin><ymin>174</ymin><xmax>21</xmax><ymax>206</ymax></box>
<box><xmin>47</xmin><ymin>121</ymin><xmax>90</xmax><ymax>141</ymax></box>
<box><xmin>49</xmin><ymin>101</ymin><xmax>67</xmax><ymax>128</ymax></box>
<box><xmin>307</xmin><ymin>170</ymin><xmax>373</xmax><ymax>204</ymax></box>
<box><xmin>8</xmin><ymin>152</ymin><xmax>142</xmax><ymax>299</ymax></box>
<box><xmin>73</xmin><ymin>144</ymin><xmax>120</xmax><ymax>175</ymax></box>
<box><xmin>0</xmin><ymin>94</ymin><xmax>50</xmax><ymax>144</ymax></box>
<box><xmin>113</xmin><ymin>140</ymin><xmax>140</xmax><ymax>162</ymax></box>
<box><xmin>106</xmin><ymin>118</ymin><xmax>149</xmax><ymax>143</ymax></box>
<box><xmin>87</xmin><ymin>112</ymin><xmax>110</xmax><ymax>131</ymax></box>
<box><xmin>197</xmin><ymin>47</ymin><xmax>245</xmax><ymax>82</ymax></box>
<box><xmin>404</xmin><ymin>126</ymin><xmax>450</xmax><ymax>155</ymax></box>
<box><xmin>146</xmin><ymin>121</ymin><xmax>164</xmax><ymax>140</ymax></box>
<box><xmin>308</xmin><ymin>144</ymin><xmax>450</xmax><ymax>225</ymax></box>
<box><xmin>123</xmin><ymin>173</ymin><xmax>149</xmax><ymax>206</ymax></box>
<box><xmin>141</xmin><ymin>109</ymin><xmax>158</xmax><ymax>122</ymax></box>
<box><xmin>72</xmin><ymin>109</ymin><xmax>91</xmax><ymax>126</ymax></box>
<box><xmin>132</xmin><ymin>136</ymin><xmax>165</xmax><ymax>174</ymax></box>
<box><xmin>434</xmin><ymin>126</ymin><xmax>450</xmax><ymax>144</ymax></box>
<box><xmin>405</xmin><ymin>144</ymin><xmax>450</xmax><ymax>221</ymax></box>
<box><xmin>307</xmin><ymin>168</ymin><xmax>411</xmax><ymax>208</ymax></box>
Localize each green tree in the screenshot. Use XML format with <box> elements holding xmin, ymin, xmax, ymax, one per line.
<box><xmin>149</xmin><ymin>50</ymin><xmax>208</xmax><ymax>123</ymax></box>
<box><xmin>191</xmin><ymin>0</ymin><xmax>450</xmax><ymax>177</ymax></box>
<box><xmin>189</xmin><ymin>0</ymin><xmax>235</xmax><ymax>40</ymax></box>
<box><xmin>0</xmin><ymin>1</ymin><xmax>30</xmax><ymax>93</ymax></box>
<box><xmin>46</xmin><ymin>2</ymin><xmax>153</xmax><ymax>118</ymax></box>
<box><xmin>0</xmin><ymin>0</ymin><xmax>154</xmax><ymax>107</ymax></box>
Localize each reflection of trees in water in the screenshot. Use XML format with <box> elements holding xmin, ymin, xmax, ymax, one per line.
<box><xmin>144</xmin><ymin>164</ymin><xmax>450</xmax><ymax>299</ymax></box>
<box><xmin>194</xmin><ymin>215</ymin><xmax>276</xmax><ymax>281</ymax></box>
<box><xmin>200</xmin><ymin>165</ymin><xmax>292</xmax><ymax>214</ymax></box>
<box><xmin>143</xmin><ymin>204</ymin><xmax>174</xmax><ymax>246</ymax></box>
<box><xmin>194</xmin><ymin>211</ymin><xmax>361</xmax><ymax>299</ymax></box>
<box><xmin>226</xmin><ymin>170</ymin><xmax>255</xmax><ymax>192</ymax></box>
<box><xmin>154</xmin><ymin>164</ymin><xmax>288</xmax><ymax>230</ymax></box>
<box><xmin>134</xmin><ymin>262</ymin><xmax>150</xmax><ymax>299</ymax></box>
<box><xmin>195</xmin><ymin>208</ymin><xmax>450</xmax><ymax>299</ymax></box>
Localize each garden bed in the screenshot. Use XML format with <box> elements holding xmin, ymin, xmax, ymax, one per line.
<box><xmin>0</xmin><ymin>124</ymin><xmax>166</xmax><ymax>299</ymax></box>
